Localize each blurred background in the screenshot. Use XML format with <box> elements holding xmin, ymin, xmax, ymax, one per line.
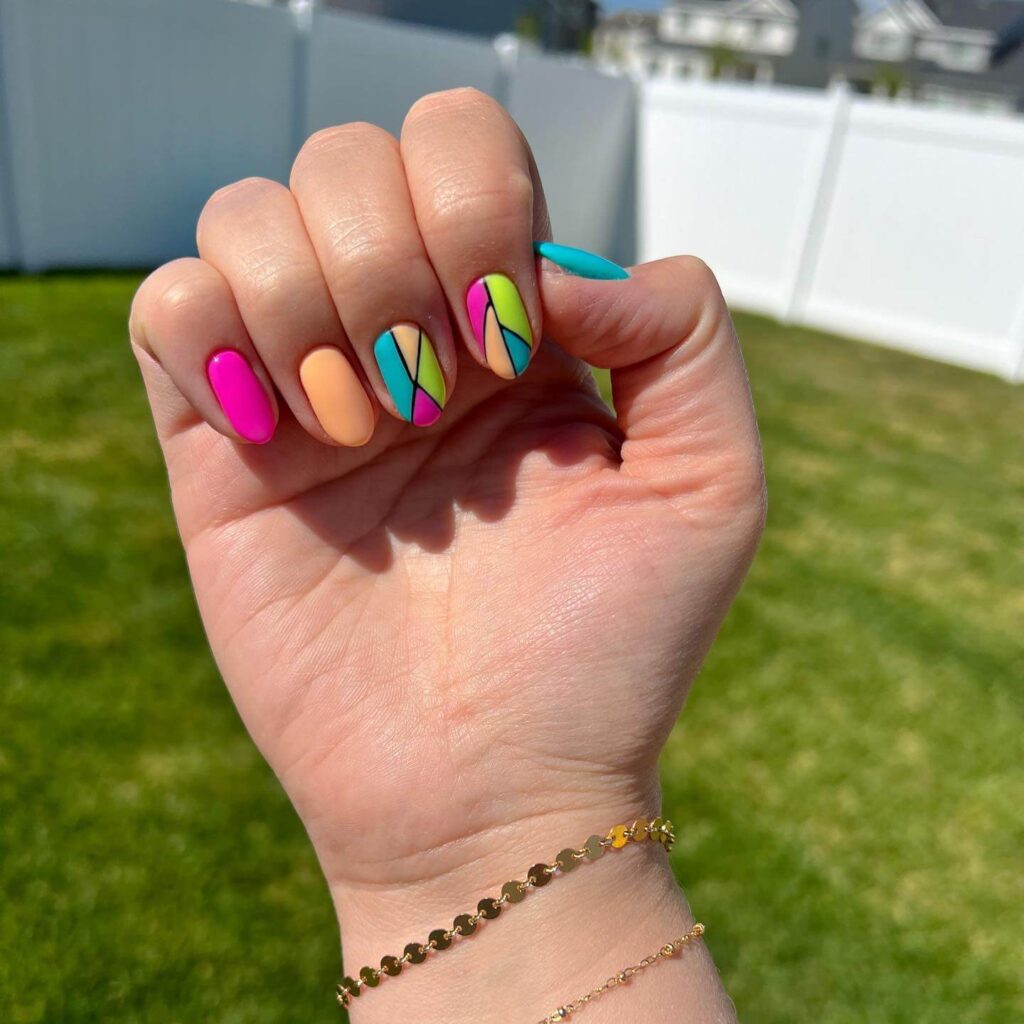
<box><xmin>1</xmin><ymin>1</ymin><xmax>1021</xmax><ymax>1022</ymax></box>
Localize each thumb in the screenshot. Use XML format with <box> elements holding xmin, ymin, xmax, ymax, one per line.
<box><xmin>538</xmin><ymin>253</ymin><xmax>766</xmax><ymax>532</ymax></box>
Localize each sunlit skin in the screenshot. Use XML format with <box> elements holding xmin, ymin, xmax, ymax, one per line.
<box><xmin>129</xmin><ymin>89</ymin><xmax>764</xmax><ymax>1021</ymax></box>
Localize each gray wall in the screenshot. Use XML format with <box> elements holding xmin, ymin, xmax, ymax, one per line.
<box><xmin>0</xmin><ymin>0</ymin><xmax>636</xmax><ymax>271</ymax></box>
<box><xmin>0</xmin><ymin>0</ymin><xmax>298</xmax><ymax>269</ymax></box>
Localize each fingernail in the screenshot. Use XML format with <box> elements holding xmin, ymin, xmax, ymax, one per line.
<box><xmin>373</xmin><ymin>323</ymin><xmax>446</xmax><ymax>427</ymax></box>
<box><xmin>533</xmin><ymin>240</ymin><xmax>630</xmax><ymax>281</ymax></box>
<box><xmin>206</xmin><ymin>350</ymin><xmax>276</xmax><ymax>444</ymax></box>
<box><xmin>299</xmin><ymin>347</ymin><xmax>374</xmax><ymax>446</ymax></box>
<box><xmin>466</xmin><ymin>274</ymin><xmax>534</xmax><ymax>379</ymax></box>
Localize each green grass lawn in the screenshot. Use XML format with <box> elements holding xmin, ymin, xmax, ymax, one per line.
<box><xmin>1</xmin><ymin>274</ymin><xmax>1021</xmax><ymax>1023</ymax></box>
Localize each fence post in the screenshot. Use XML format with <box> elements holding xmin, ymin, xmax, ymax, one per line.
<box><xmin>290</xmin><ymin>0</ymin><xmax>313</xmax><ymax>150</ymax></box>
<box><xmin>0</xmin><ymin>0</ymin><xmax>24</xmax><ymax>270</ymax></box>
<box><xmin>782</xmin><ymin>80</ymin><xmax>851</xmax><ymax>323</ymax></box>
<box><xmin>1008</xmin><ymin>288</ymin><xmax>1024</xmax><ymax>383</ymax></box>
<box><xmin>493</xmin><ymin>32</ymin><xmax>520</xmax><ymax>109</ymax></box>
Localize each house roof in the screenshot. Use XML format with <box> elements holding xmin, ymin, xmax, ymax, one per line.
<box><xmin>597</xmin><ymin>10</ymin><xmax>658</xmax><ymax>29</ymax></box>
<box><xmin>920</xmin><ymin>0</ymin><xmax>1024</xmax><ymax>32</ymax></box>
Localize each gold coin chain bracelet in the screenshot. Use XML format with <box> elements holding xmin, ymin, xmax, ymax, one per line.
<box><xmin>336</xmin><ymin>816</ymin><xmax>676</xmax><ymax>1008</ymax></box>
<box><xmin>537</xmin><ymin>922</ymin><xmax>705</xmax><ymax>1023</ymax></box>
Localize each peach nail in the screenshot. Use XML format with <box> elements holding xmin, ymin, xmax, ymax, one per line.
<box><xmin>299</xmin><ymin>347</ymin><xmax>374</xmax><ymax>446</ymax></box>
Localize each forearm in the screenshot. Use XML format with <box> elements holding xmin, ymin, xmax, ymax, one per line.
<box><xmin>331</xmin><ymin>804</ymin><xmax>737</xmax><ymax>1024</ymax></box>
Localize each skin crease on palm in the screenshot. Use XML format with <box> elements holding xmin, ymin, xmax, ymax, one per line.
<box><xmin>129</xmin><ymin>89</ymin><xmax>765</xmax><ymax>1022</ymax></box>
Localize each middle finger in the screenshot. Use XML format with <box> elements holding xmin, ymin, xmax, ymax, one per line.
<box><xmin>290</xmin><ymin>122</ymin><xmax>453</xmax><ymax>428</ymax></box>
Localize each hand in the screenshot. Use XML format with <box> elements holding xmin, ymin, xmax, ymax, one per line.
<box><xmin>129</xmin><ymin>88</ymin><xmax>763</xmax><ymax>1022</ymax></box>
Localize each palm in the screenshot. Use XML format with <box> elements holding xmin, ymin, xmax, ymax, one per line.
<box><xmin>161</xmin><ymin>342</ymin><xmax>716</xmax><ymax>888</ymax></box>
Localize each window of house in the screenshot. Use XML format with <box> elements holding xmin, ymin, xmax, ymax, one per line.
<box><xmin>866</xmin><ymin>31</ymin><xmax>904</xmax><ymax>59</ymax></box>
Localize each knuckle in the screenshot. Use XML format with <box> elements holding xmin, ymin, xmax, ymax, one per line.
<box><xmin>200</xmin><ymin>176</ymin><xmax>284</xmax><ymax>222</ymax></box>
<box><xmin>197</xmin><ymin>177</ymin><xmax>288</xmax><ymax>250</ymax></box>
<box><xmin>404</xmin><ymin>87</ymin><xmax>497</xmax><ymax>132</ymax></box>
<box><xmin>237</xmin><ymin>252</ymin><xmax>315</xmax><ymax>317</ymax></box>
<box><xmin>291</xmin><ymin>122</ymin><xmax>397</xmax><ymax>186</ymax></box>
<box><xmin>147</xmin><ymin>261</ymin><xmax>227</xmax><ymax>335</ymax></box>
<box><xmin>424</xmin><ymin>167</ymin><xmax>534</xmax><ymax>239</ymax></box>
<box><xmin>680</xmin><ymin>256</ymin><xmax>723</xmax><ymax>305</ymax></box>
<box><xmin>130</xmin><ymin>258</ymin><xmax>213</xmax><ymax>351</ymax></box>
<box><xmin>326</xmin><ymin>217</ymin><xmax>425</xmax><ymax>285</ymax></box>
<box><xmin>323</xmin><ymin>207</ymin><xmax>391</xmax><ymax>263</ymax></box>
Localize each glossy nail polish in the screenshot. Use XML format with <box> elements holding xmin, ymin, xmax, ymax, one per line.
<box><xmin>299</xmin><ymin>347</ymin><xmax>374</xmax><ymax>446</ymax></box>
<box><xmin>466</xmin><ymin>274</ymin><xmax>533</xmax><ymax>379</ymax></box>
<box><xmin>206</xmin><ymin>349</ymin><xmax>276</xmax><ymax>444</ymax></box>
<box><xmin>533</xmin><ymin>240</ymin><xmax>630</xmax><ymax>281</ymax></box>
<box><xmin>373</xmin><ymin>323</ymin><xmax>446</xmax><ymax>427</ymax></box>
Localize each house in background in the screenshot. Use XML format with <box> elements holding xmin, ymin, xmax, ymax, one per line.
<box><xmin>837</xmin><ymin>0</ymin><xmax>1024</xmax><ymax>112</ymax></box>
<box><xmin>317</xmin><ymin>0</ymin><xmax>598</xmax><ymax>51</ymax></box>
<box><xmin>594</xmin><ymin>0</ymin><xmax>799</xmax><ymax>82</ymax></box>
<box><xmin>595</xmin><ymin>0</ymin><xmax>1024</xmax><ymax>113</ymax></box>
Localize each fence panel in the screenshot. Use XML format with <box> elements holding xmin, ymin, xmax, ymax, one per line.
<box><xmin>639</xmin><ymin>78</ymin><xmax>1024</xmax><ymax>380</ymax></box>
<box><xmin>305</xmin><ymin>10</ymin><xmax>501</xmax><ymax>138</ymax></box>
<box><xmin>506</xmin><ymin>57</ymin><xmax>637</xmax><ymax>266</ymax></box>
<box><xmin>0</xmin><ymin>0</ymin><xmax>298</xmax><ymax>270</ymax></box>
<box><xmin>802</xmin><ymin>101</ymin><xmax>1024</xmax><ymax>378</ymax></box>
<box><xmin>639</xmin><ymin>80</ymin><xmax>836</xmax><ymax>317</ymax></box>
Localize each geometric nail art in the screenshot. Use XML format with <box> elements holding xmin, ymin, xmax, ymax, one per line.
<box><xmin>373</xmin><ymin>322</ymin><xmax>446</xmax><ymax>427</ymax></box>
<box><xmin>466</xmin><ymin>274</ymin><xmax>534</xmax><ymax>380</ymax></box>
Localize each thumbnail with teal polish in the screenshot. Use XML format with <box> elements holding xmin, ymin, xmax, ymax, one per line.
<box><xmin>374</xmin><ymin>330</ymin><xmax>415</xmax><ymax>420</ymax></box>
<box><xmin>533</xmin><ymin>241</ymin><xmax>630</xmax><ymax>281</ymax></box>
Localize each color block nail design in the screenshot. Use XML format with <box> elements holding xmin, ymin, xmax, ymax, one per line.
<box><xmin>533</xmin><ymin>240</ymin><xmax>630</xmax><ymax>281</ymax></box>
<box><xmin>206</xmin><ymin>349</ymin><xmax>276</xmax><ymax>444</ymax></box>
<box><xmin>466</xmin><ymin>274</ymin><xmax>533</xmax><ymax>379</ymax></box>
<box><xmin>373</xmin><ymin>323</ymin><xmax>446</xmax><ymax>426</ymax></box>
<box><xmin>299</xmin><ymin>347</ymin><xmax>374</xmax><ymax>447</ymax></box>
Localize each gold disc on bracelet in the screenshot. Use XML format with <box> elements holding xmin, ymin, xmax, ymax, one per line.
<box><xmin>609</xmin><ymin>824</ymin><xmax>630</xmax><ymax>849</ymax></box>
<box><xmin>477</xmin><ymin>897</ymin><xmax>501</xmax><ymax>919</ymax></box>
<box><xmin>556</xmin><ymin>848</ymin><xmax>579</xmax><ymax>871</ymax></box>
<box><xmin>404</xmin><ymin>942</ymin><xmax>427</xmax><ymax>964</ymax></box>
<box><xmin>502</xmin><ymin>880</ymin><xmax>527</xmax><ymax>903</ymax></box>
<box><xmin>453</xmin><ymin>913</ymin><xmax>477</xmax><ymax>936</ymax></box>
<box><xmin>528</xmin><ymin>863</ymin><xmax>553</xmax><ymax>886</ymax></box>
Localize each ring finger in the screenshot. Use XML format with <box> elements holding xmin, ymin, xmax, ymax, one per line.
<box><xmin>290</xmin><ymin>123</ymin><xmax>454</xmax><ymax>428</ymax></box>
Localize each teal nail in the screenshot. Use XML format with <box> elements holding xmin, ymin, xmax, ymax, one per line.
<box><xmin>533</xmin><ymin>241</ymin><xmax>629</xmax><ymax>281</ymax></box>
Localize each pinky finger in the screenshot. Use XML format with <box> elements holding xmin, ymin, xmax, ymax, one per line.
<box><xmin>128</xmin><ymin>258</ymin><xmax>278</xmax><ymax>445</ymax></box>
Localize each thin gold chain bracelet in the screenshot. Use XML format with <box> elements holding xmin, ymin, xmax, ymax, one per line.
<box><xmin>537</xmin><ymin>922</ymin><xmax>705</xmax><ymax>1023</ymax></box>
<box><xmin>336</xmin><ymin>816</ymin><xmax>676</xmax><ymax>1008</ymax></box>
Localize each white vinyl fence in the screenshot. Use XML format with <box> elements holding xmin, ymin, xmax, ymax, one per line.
<box><xmin>0</xmin><ymin>0</ymin><xmax>1021</xmax><ymax>380</ymax></box>
<box><xmin>640</xmin><ymin>80</ymin><xmax>1024</xmax><ymax>381</ymax></box>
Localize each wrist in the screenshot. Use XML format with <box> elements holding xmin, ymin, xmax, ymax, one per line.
<box><xmin>329</xmin><ymin>797</ymin><xmax>735</xmax><ymax>1023</ymax></box>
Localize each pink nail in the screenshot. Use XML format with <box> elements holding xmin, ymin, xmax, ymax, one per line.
<box><xmin>206</xmin><ymin>350</ymin><xmax>276</xmax><ymax>444</ymax></box>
